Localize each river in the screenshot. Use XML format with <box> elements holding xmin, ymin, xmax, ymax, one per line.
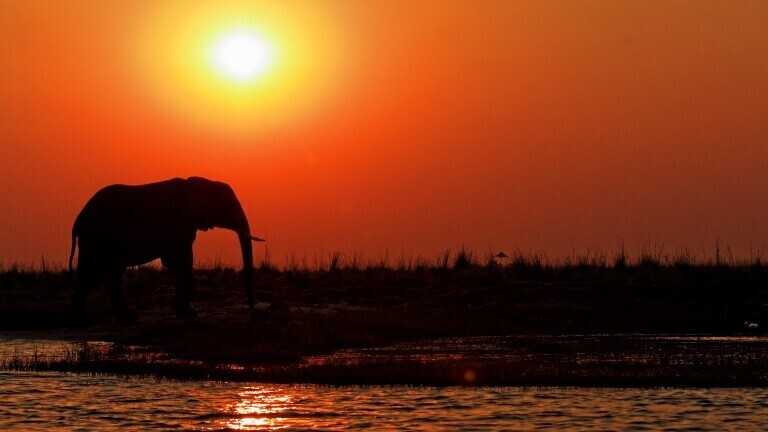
<box><xmin>3</xmin><ymin>337</ymin><xmax>768</xmax><ymax>430</ymax></box>
<box><xmin>2</xmin><ymin>371</ymin><xmax>767</xmax><ymax>430</ymax></box>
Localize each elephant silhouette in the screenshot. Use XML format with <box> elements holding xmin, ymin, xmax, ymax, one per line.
<box><xmin>68</xmin><ymin>177</ymin><xmax>264</xmax><ymax>323</ymax></box>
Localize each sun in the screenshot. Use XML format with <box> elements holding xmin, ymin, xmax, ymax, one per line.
<box><xmin>210</xmin><ymin>30</ymin><xmax>276</xmax><ymax>82</ymax></box>
<box><xmin>135</xmin><ymin>2</ymin><xmax>345</xmax><ymax>136</ymax></box>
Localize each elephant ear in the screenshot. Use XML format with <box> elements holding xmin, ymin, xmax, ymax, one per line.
<box><xmin>186</xmin><ymin>177</ymin><xmax>217</xmax><ymax>231</ymax></box>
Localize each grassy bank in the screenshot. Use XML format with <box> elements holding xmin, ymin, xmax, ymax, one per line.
<box><xmin>1</xmin><ymin>249</ymin><xmax>767</xmax><ymax>385</ymax></box>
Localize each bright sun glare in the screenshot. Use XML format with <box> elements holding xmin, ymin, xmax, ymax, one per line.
<box><xmin>138</xmin><ymin>3</ymin><xmax>341</xmax><ymax>135</ymax></box>
<box><xmin>211</xmin><ymin>30</ymin><xmax>275</xmax><ymax>82</ymax></box>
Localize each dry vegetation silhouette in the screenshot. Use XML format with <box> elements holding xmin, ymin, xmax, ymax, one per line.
<box><xmin>2</xmin><ymin>246</ymin><xmax>767</xmax><ymax>385</ymax></box>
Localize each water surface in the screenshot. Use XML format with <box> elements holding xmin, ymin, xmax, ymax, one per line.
<box><xmin>3</xmin><ymin>371</ymin><xmax>768</xmax><ymax>430</ymax></box>
<box><xmin>4</xmin><ymin>335</ymin><xmax>768</xmax><ymax>429</ymax></box>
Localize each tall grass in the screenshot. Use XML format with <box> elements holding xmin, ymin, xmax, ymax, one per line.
<box><xmin>251</xmin><ymin>246</ymin><xmax>765</xmax><ymax>278</ymax></box>
<box><xmin>3</xmin><ymin>246</ymin><xmax>765</xmax><ymax>286</ymax></box>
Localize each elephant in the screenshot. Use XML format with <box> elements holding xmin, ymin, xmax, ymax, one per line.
<box><xmin>68</xmin><ymin>177</ymin><xmax>264</xmax><ymax>323</ymax></box>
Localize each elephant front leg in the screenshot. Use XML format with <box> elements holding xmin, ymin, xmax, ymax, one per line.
<box><xmin>162</xmin><ymin>247</ymin><xmax>197</xmax><ymax>319</ymax></box>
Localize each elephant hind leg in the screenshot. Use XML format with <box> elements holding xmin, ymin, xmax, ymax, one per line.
<box><xmin>70</xmin><ymin>273</ymin><xmax>92</xmax><ymax>314</ymax></box>
<box><xmin>105</xmin><ymin>268</ymin><xmax>137</xmax><ymax>324</ymax></box>
<box><xmin>161</xmin><ymin>248</ymin><xmax>197</xmax><ymax>319</ymax></box>
<box><xmin>69</xmin><ymin>264</ymin><xmax>97</xmax><ymax>325</ymax></box>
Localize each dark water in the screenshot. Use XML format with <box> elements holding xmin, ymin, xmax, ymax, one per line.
<box><xmin>4</xmin><ymin>337</ymin><xmax>768</xmax><ymax>430</ymax></box>
<box><xmin>3</xmin><ymin>371</ymin><xmax>768</xmax><ymax>430</ymax></box>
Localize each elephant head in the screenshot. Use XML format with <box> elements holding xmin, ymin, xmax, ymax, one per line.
<box><xmin>186</xmin><ymin>176</ymin><xmax>263</xmax><ymax>312</ymax></box>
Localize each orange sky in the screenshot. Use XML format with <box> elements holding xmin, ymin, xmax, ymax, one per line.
<box><xmin>1</xmin><ymin>0</ymin><xmax>768</xmax><ymax>267</ymax></box>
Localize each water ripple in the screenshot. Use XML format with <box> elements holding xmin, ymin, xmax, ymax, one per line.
<box><xmin>5</xmin><ymin>334</ymin><xmax>768</xmax><ymax>430</ymax></box>
<box><xmin>3</xmin><ymin>371</ymin><xmax>768</xmax><ymax>430</ymax></box>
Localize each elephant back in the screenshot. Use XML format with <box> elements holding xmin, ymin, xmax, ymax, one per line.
<box><xmin>73</xmin><ymin>178</ymin><xmax>191</xmax><ymax>239</ymax></box>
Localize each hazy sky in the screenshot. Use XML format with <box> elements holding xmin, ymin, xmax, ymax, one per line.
<box><xmin>1</xmin><ymin>0</ymin><xmax>767</xmax><ymax>267</ymax></box>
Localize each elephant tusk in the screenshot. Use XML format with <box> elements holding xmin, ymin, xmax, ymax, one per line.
<box><xmin>235</xmin><ymin>229</ymin><xmax>265</xmax><ymax>242</ymax></box>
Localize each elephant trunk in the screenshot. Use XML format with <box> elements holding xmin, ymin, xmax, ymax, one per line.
<box><xmin>229</xmin><ymin>204</ymin><xmax>255</xmax><ymax>313</ymax></box>
<box><xmin>238</xmin><ymin>232</ymin><xmax>254</xmax><ymax>313</ymax></box>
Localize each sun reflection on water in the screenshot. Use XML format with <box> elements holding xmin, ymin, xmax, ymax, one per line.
<box><xmin>223</xmin><ymin>386</ymin><xmax>294</xmax><ymax>431</ymax></box>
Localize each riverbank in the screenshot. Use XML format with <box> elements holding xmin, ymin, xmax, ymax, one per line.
<box><xmin>1</xmin><ymin>254</ymin><xmax>767</xmax><ymax>385</ymax></box>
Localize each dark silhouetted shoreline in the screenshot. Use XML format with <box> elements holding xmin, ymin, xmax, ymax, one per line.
<box><xmin>1</xmin><ymin>250</ymin><xmax>767</xmax><ymax>385</ymax></box>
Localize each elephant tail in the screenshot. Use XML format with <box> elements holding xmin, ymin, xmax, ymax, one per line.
<box><xmin>68</xmin><ymin>232</ymin><xmax>77</xmax><ymax>274</ymax></box>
